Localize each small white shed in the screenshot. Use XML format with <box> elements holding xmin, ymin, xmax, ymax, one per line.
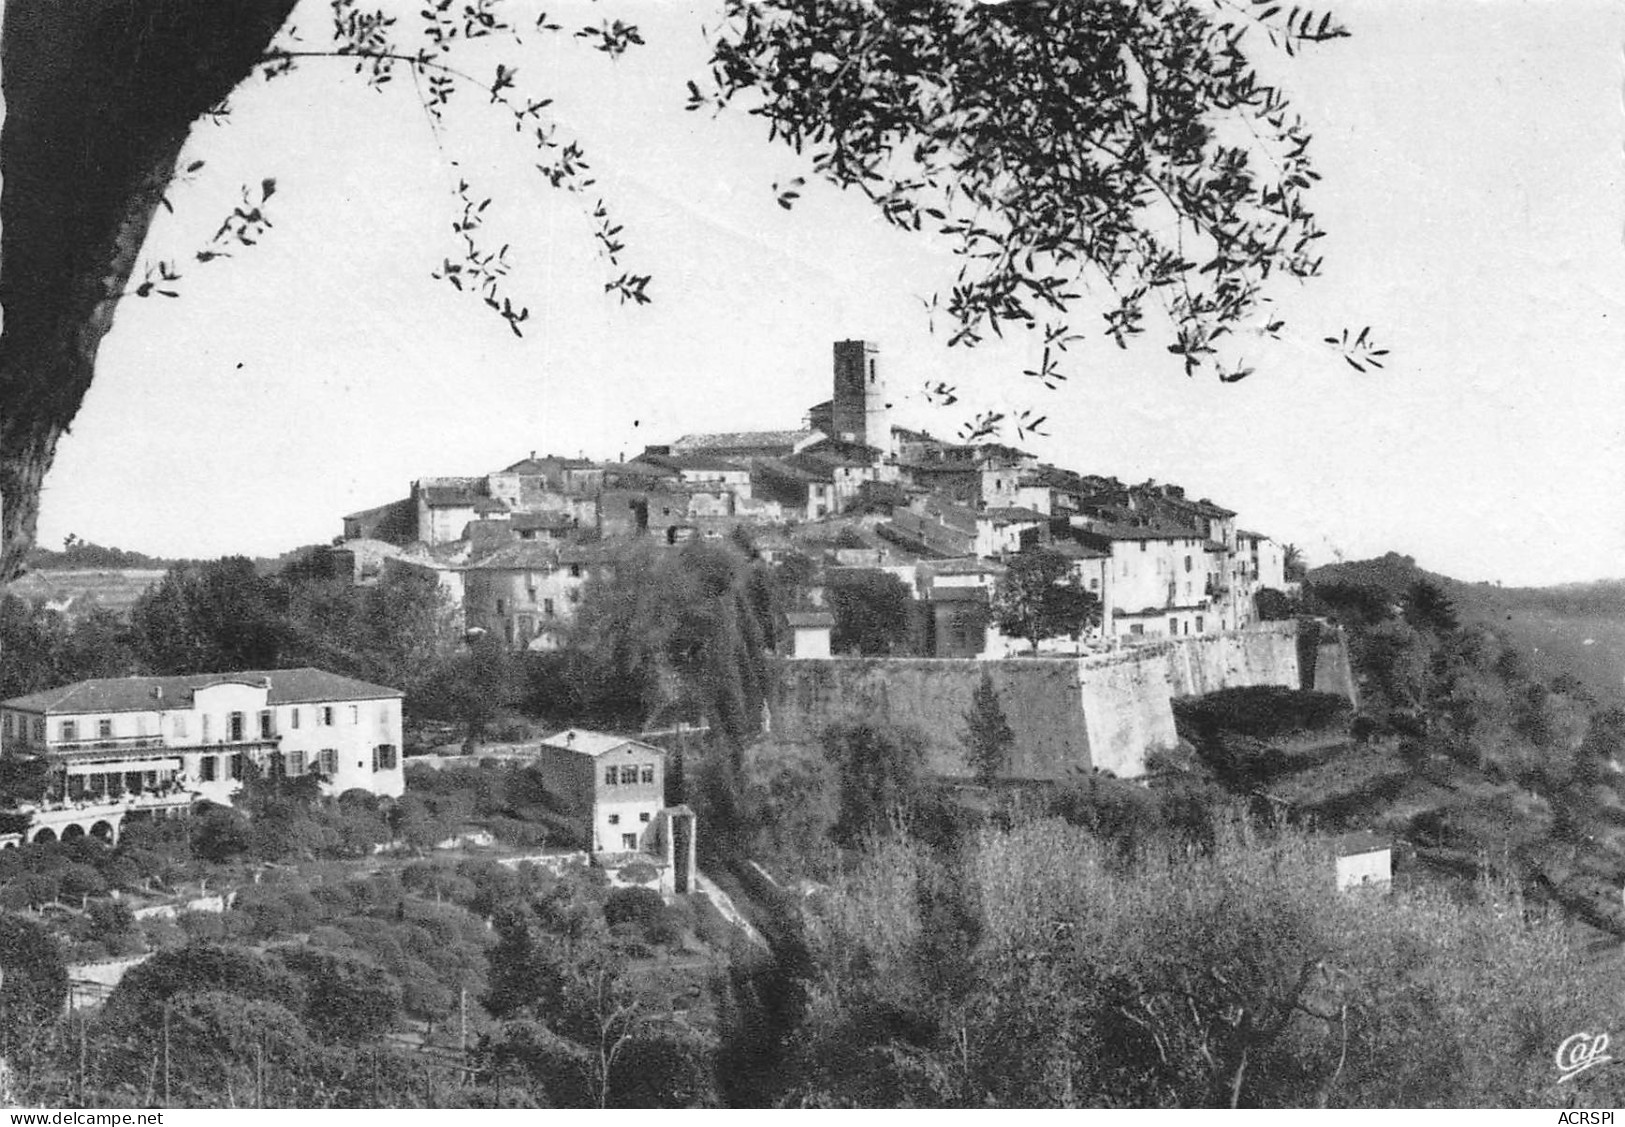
<box><xmin>1331</xmin><ymin>831</ymin><xmax>1392</xmax><ymax>891</ymax></box>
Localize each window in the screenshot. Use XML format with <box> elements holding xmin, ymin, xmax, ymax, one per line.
<box><xmin>1139</xmin><ymin>542</ymin><xmax>1147</xmax><ymax>552</ymax></box>
<box><xmin>259</xmin><ymin>710</ymin><xmax>274</xmax><ymax>739</ymax></box>
<box><xmin>639</xmin><ymin>812</ymin><xmax>651</xmax><ymax>824</ymax></box>
<box><xmin>373</xmin><ymin>745</ymin><xmax>398</xmax><ymax>771</ymax></box>
<box><xmin>640</xmin><ymin>765</ymin><xmax>655</xmax><ymax>784</ymax></box>
<box><xmin>230</xmin><ymin>754</ymin><xmax>244</xmax><ymax>780</ymax></box>
<box><xmin>228</xmin><ymin>711</ymin><xmax>245</xmax><ymax>741</ymax></box>
<box><xmin>32</xmin><ymin>718</ymin><xmax>44</xmax><ymax>742</ymax></box>
<box><xmin>290</xmin><ymin>707</ymin><xmax>301</xmax><ymax>730</ymax></box>
<box><xmin>348</xmin><ymin>705</ymin><xmax>359</xmax><ymax>725</ymax></box>
<box><xmin>1196</xmin><ymin>615</ymin><xmax>1205</xmax><ymax>633</ymax></box>
<box><xmin>59</xmin><ymin>720</ymin><xmax>77</xmax><ymax>742</ymax></box>
<box><xmin>2</xmin><ymin>713</ymin><xmax>11</xmax><ymax>738</ymax></box>
<box><xmin>200</xmin><ymin>756</ymin><xmax>218</xmax><ymax>782</ymax></box>
<box><xmin>1169</xmin><ymin>617</ymin><xmax>1178</xmax><ymax>635</ymax></box>
<box><xmin>608</xmin><ymin>814</ymin><xmax>620</xmax><ymax>826</ymax></box>
<box><xmin>621</xmin><ymin>833</ymin><xmax>638</xmax><ymax>850</ymax></box>
<box><xmin>620</xmin><ymin>765</ymin><xmax>638</xmax><ymax>785</ymax></box>
<box><xmin>98</xmin><ymin>718</ymin><xmax>113</xmax><ymax>739</ymax></box>
<box><xmin>1185</xmin><ymin>555</ymin><xmax>1192</xmax><ymax>572</ymax></box>
<box><xmin>1129</xmin><ymin>624</ymin><xmax>1144</xmax><ymax>636</ymax></box>
<box><xmin>569</xmin><ymin>564</ymin><xmax>582</xmax><ymax>578</ymax></box>
<box><xmin>1090</xmin><ymin>578</ymin><xmax>1100</xmax><ymax>591</ymax></box>
<box><xmin>319</xmin><ymin>748</ymin><xmax>338</xmax><ymax>775</ymax></box>
<box><xmin>543</xmin><ymin>598</ymin><xmax>554</xmax><ymax>618</ymax></box>
<box><xmin>321</xmin><ymin>706</ymin><xmax>335</xmax><ymax>727</ymax></box>
<box><xmin>604</xmin><ymin>766</ymin><xmax>617</xmax><ymax>786</ymax></box>
<box><xmin>288</xmin><ymin>749</ymin><xmax>306</xmax><ymax>775</ymax></box>
<box><xmin>496</xmin><ymin>597</ymin><xmax>507</xmax><ymax>615</ymax></box>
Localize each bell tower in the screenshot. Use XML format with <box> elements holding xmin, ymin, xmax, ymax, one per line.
<box><xmin>830</xmin><ymin>339</ymin><xmax>892</xmax><ymax>458</ymax></box>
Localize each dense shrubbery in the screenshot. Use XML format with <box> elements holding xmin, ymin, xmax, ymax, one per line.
<box><xmin>1176</xmin><ymin>686</ymin><xmax>1352</xmax><ymax>741</ymax></box>
<box><xmin>715</xmin><ymin>818</ymin><xmax>1617</xmax><ymax>1108</ymax></box>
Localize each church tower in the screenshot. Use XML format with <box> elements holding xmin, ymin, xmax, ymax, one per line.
<box><xmin>830</xmin><ymin>339</ymin><xmax>893</xmax><ymax>458</ymax></box>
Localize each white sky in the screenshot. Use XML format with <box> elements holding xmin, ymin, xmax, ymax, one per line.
<box><xmin>28</xmin><ymin>0</ymin><xmax>1625</xmax><ymax>585</ymax></box>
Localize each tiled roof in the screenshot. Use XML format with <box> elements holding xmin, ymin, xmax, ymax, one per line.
<box><xmin>1236</xmin><ymin>529</ymin><xmax>1269</xmax><ymax>541</ymax></box>
<box><xmin>4</xmin><ymin>668</ymin><xmax>402</xmax><ymax>714</ymax></box>
<box><xmin>343</xmin><ymin>498</ymin><xmax>411</xmax><ymax>521</ymax></box>
<box><xmin>921</xmin><ymin>557</ymin><xmax>1008</xmax><ymax>576</ymax></box>
<box><xmin>557</xmin><ymin>541</ymin><xmax>623</xmax><ymax>566</ymax></box>
<box><xmin>538</xmin><ymin>729</ymin><xmax>662</xmax><ymax>758</ymax></box>
<box><xmin>501</xmin><ymin>455</ymin><xmax>592</xmax><ymax>474</ymax></box>
<box><xmin>642</xmin><ymin>453</ymin><xmax>748</xmax><ymax>474</ymax></box>
<box><xmin>1330</xmin><ymin>830</ymin><xmax>1390</xmax><ymax>857</ymax></box>
<box><xmin>981</xmin><ymin>506</ymin><xmax>1047</xmax><ymax>524</ymax></box>
<box><xmin>672</xmin><ymin>430</ymin><xmax>815</xmax><ymax>452</ymax></box>
<box><xmin>418</xmin><ymin>487</ymin><xmax>483</xmax><ymax>507</ymax></box>
<box><xmin>608</xmin><ymin>460</ymin><xmax>679</xmax><ymax>479</ymax></box>
<box><xmin>1082</xmin><ymin>520</ymin><xmax>1201</xmax><ymax>542</ymax></box>
<box><xmin>1049</xmin><ymin>541</ymin><xmax>1111</xmax><ymax>561</ymax></box>
<box><xmin>464</xmin><ymin>542</ymin><xmax>562</xmax><ymax>570</ymax></box>
<box><xmin>511</xmin><ymin>511</ymin><xmax>574</xmax><ymax>530</ymax></box>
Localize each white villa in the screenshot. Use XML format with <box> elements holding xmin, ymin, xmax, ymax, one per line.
<box><xmin>0</xmin><ymin>668</ymin><xmax>404</xmax><ymax>845</ymax></box>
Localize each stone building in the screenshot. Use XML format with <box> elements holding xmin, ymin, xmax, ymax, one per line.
<box><xmin>529</xmin><ymin>729</ymin><xmax>697</xmax><ymax>894</ymax></box>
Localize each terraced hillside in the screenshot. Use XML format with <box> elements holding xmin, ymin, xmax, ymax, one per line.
<box><xmin>6</xmin><ymin>568</ymin><xmax>166</xmax><ymax>620</ymax></box>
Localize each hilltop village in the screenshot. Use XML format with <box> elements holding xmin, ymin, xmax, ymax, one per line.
<box><xmin>337</xmin><ymin>339</ymin><xmax>1289</xmax><ymax>656</ymax></box>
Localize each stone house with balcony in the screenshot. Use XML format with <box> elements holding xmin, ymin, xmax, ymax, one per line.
<box><xmin>0</xmin><ymin>669</ymin><xmax>404</xmax><ymax>844</ymax></box>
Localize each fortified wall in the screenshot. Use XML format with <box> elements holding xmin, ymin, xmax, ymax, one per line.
<box><xmin>768</xmin><ymin>621</ymin><xmax>1355</xmax><ymax>780</ymax></box>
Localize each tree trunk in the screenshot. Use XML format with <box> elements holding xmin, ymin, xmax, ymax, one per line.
<box><xmin>0</xmin><ymin>0</ymin><xmax>297</xmax><ymax>583</ymax></box>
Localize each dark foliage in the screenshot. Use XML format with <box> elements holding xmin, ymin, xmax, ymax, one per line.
<box><xmin>0</xmin><ymin>912</ymin><xmax>68</xmax><ymax>1033</ymax></box>
<box><xmin>821</xmin><ymin>720</ymin><xmax>927</xmax><ymax>845</ymax></box>
<box><xmin>992</xmin><ymin>547</ymin><xmax>1099</xmax><ymax>652</ymax></box>
<box><xmin>961</xmin><ymin>672</ymin><xmax>1016</xmax><ymax>786</ymax></box>
<box><xmin>827</xmin><ymin>570</ymin><xmax>914</xmax><ymax>655</ymax></box>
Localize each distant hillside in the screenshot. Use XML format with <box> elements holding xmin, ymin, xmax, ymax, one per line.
<box><xmin>1310</xmin><ymin>553</ymin><xmax>1625</xmax><ymax>705</ymax></box>
<box><xmin>9</xmin><ymin>542</ymin><xmax>326</xmax><ymax>620</ymax></box>
<box><xmin>26</xmin><ymin>541</ymin><xmax>179</xmax><ymax>570</ymax></box>
<box><xmin>5</xmin><ymin>568</ymin><xmax>167</xmax><ymax>619</ymax></box>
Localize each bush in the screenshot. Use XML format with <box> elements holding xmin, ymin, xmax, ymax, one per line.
<box><xmin>689</xmin><ymin>895</ymin><xmax>737</xmax><ymax>951</ymax></box>
<box><xmin>604</xmin><ymin>886</ymin><xmax>665</xmax><ymax>930</ymax></box>
<box><xmin>1174</xmin><ymin>686</ymin><xmax>1352</xmax><ymax>742</ymax></box>
<box><xmin>273</xmin><ymin>945</ymin><xmax>403</xmax><ymax>1043</ymax></box>
<box><xmin>139</xmin><ymin>918</ymin><xmax>186</xmax><ymax>950</ymax></box>
<box><xmin>85</xmin><ymin>898</ymin><xmax>134</xmax><ymax>941</ymax></box>
<box><xmin>645</xmin><ymin>906</ymin><xmax>688</xmax><ymax>948</ymax></box>
<box><xmin>484</xmin><ymin>816</ymin><xmax>550</xmax><ymax>848</ymax></box>
<box><xmin>106</xmin><ymin>942</ymin><xmax>305</xmax><ymax>1032</ymax></box>
<box><xmin>0</xmin><ymin>912</ymin><xmax>69</xmax><ymax>1028</ymax></box>
<box><xmin>618</xmin><ymin>860</ymin><xmax>660</xmax><ymax>886</ymax></box>
<box><xmin>175</xmin><ymin>909</ymin><xmax>227</xmax><ymax>942</ymax></box>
